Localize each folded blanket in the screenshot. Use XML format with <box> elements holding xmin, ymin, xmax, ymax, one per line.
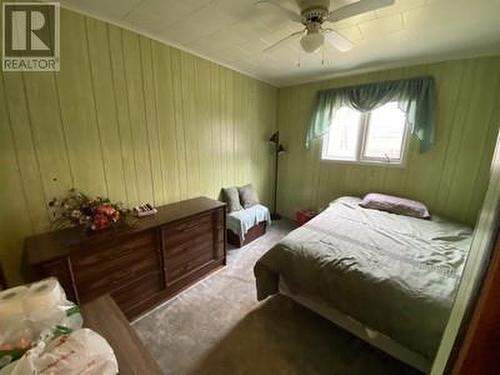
<box><xmin>227</xmin><ymin>204</ymin><xmax>271</xmax><ymax>240</ymax></box>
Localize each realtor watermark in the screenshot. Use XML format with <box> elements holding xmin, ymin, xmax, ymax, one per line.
<box><xmin>2</xmin><ymin>2</ymin><xmax>60</xmax><ymax>71</ymax></box>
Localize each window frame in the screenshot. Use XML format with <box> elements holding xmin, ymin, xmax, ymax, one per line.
<box><xmin>321</xmin><ymin>104</ymin><xmax>410</xmax><ymax>168</ymax></box>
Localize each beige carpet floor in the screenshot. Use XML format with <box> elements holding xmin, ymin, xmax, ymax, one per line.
<box><xmin>133</xmin><ymin>220</ymin><xmax>421</xmax><ymax>375</ymax></box>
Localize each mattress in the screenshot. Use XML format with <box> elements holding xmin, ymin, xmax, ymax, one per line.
<box><xmin>254</xmin><ymin>197</ymin><xmax>473</xmax><ymax>361</ymax></box>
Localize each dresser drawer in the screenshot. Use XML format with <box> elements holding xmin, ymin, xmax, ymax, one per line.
<box><xmin>165</xmin><ymin>237</ymin><xmax>215</xmax><ymax>285</ymax></box>
<box><xmin>76</xmin><ymin>254</ymin><xmax>159</xmax><ymax>302</ymax></box>
<box><xmin>162</xmin><ymin>213</ymin><xmax>213</xmax><ymax>247</ymax></box>
<box><xmin>71</xmin><ymin>231</ymin><xmax>158</xmax><ymax>283</ymax></box>
<box><xmin>164</xmin><ymin>232</ymin><xmax>213</xmax><ymax>259</ymax></box>
<box><xmin>112</xmin><ymin>271</ymin><xmax>163</xmax><ymax>317</ymax></box>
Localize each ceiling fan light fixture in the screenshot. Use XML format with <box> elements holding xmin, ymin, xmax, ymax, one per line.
<box><xmin>258</xmin><ymin>0</ymin><xmax>394</xmax><ymax>56</ymax></box>
<box><xmin>300</xmin><ymin>32</ymin><xmax>324</xmax><ymax>53</ymax></box>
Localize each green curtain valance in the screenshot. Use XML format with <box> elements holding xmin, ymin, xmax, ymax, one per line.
<box><xmin>306</xmin><ymin>76</ymin><xmax>436</xmax><ymax>152</ymax></box>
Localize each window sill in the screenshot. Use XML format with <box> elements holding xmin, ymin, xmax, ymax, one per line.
<box><xmin>320</xmin><ymin>158</ymin><xmax>406</xmax><ymax>168</ymax></box>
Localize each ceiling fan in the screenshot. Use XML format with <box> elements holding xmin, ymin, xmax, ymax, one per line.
<box><xmin>256</xmin><ymin>0</ymin><xmax>395</xmax><ymax>54</ymax></box>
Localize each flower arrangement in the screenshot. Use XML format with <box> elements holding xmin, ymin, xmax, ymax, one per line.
<box><xmin>48</xmin><ymin>189</ymin><xmax>129</xmax><ymax>231</ymax></box>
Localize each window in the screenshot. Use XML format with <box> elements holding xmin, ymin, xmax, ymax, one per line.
<box><xmin>322</xmin><ymin>101</ymin><xmax>409</xmax><ymax>165</ymax></box>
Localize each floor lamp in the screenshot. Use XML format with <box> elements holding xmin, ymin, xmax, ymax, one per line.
<box><xmin>269</xmin><ymin>131</ymin><xmax>286</xmax><ymax>220</ymax></box>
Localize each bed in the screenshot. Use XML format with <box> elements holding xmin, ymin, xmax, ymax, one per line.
<box><xmin>254</xmin><ymin>197</ymin><xmax>473</xmax><ymax>373</ymax></box>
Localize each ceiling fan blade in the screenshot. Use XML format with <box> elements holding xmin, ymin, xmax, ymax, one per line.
<box><xmin>323</xmin><ymin>29</ymin><xmax>353</xmax><ymax>52</ymax></box>
<box><xmin>326</xmin><ymin>0</ymin><xmax>395</xmax><ymax>22</ymax></box>
<box><xmin>255</xmin><ymin>0</ymin><xmax>302</xmax><ymax>23</ymax></box>
<box><xmin>264</xmin><ymin>30</ymin><xmax>305</xmax><ymax>53</ymax></box>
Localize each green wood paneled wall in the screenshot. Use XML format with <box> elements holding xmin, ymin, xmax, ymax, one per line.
<box><xmin>0</xmin><ymin>7</ymin><xmax>277</xmax><ymax>284</ymax></box>
<box><xmin>277</xmin><ymin>56</ymin><xmax>500</xmax><ymax>226</ymax></box>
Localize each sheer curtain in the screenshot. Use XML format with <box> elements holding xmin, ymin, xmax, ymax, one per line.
<box><xmin>306</xmin><ymin>76</ymin><xmax>436</xmax><ymax>152</ymax></box>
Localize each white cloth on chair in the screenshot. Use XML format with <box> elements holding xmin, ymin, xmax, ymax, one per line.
<box><xmin>226</xmin><ymin>204</ymin><xmax>271</xmax><ymax>240</ymax></box>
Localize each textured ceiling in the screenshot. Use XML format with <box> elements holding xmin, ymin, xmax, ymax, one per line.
<box><xmin>55</xmin><ymin>0</ymin><xmax>500</xmax><ymax>86</ymax></box>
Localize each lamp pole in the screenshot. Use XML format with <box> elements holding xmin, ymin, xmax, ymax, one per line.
<box><xmin>269</xmin><ymin>131</ymin><xmax>285</xmax><ymax>220</ymax></box>
<box><xmin>272</xmin><ymin>138</ymin><xmax>280</xmax><ymax>220</ymax></box>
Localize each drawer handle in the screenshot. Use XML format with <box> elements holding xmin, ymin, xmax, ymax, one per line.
<box><xmin>178</xmin><ymin>221</ymin><xmax>201</xmax><ymax>232</ymax></box>
<box><xmin>109</xmin><ymin>247</ymin><xmax>135</xmax><ymax>260</ymax></box>
<box><xmin>110</xmin><ymin>270</ymin><xmax>132</xmax><ymax>286</ymax></box>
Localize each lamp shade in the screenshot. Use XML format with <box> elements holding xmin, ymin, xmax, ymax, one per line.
<box><xmin>269</xmin><ymin>131</ymin><xmax>279</xmax><ymax>144</ymax></box>
<box><xmin>277</xmin><ymin>144</ymin><xmax>287</xmax><ymax>155</ymax></box>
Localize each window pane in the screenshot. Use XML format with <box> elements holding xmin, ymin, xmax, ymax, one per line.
<box><xmin>324</xmin><ymin>106</ymin><xmax>361</xmax><ymax>160</ymax></box>
<box><xmin>363</xmin><ymin>102</ymin><xmax>406</xmax><ymax>161</ymax></box>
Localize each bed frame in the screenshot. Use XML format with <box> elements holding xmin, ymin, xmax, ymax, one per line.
<box><xmin>279</xmin><ymin>278</ymin><xmax>432</xmax><ymax>374</ymax></box>
<box><xmin>227</xmin><ymin>221</ymin><xmax>267</xmax><ymax>248</ymax></box>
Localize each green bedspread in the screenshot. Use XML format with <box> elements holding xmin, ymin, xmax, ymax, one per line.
<box><xmin>254</xmin><ymin>197</ymin><xmax>473</xmax><ymax>360</ymax></box>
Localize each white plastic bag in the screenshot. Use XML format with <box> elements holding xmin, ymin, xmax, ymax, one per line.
<box><xmin>0</xmin><ymin>278</ymin><xmax>82</xmax><ymax>368</ymax></box>
<box><xmin>0</xmin><ymin>328</ymin><xmax>118</xmax><ymax>375</ymax></box>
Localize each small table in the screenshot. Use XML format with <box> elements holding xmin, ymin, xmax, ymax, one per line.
<box><xmin>81</xmin><ymin>295</ymin><xmax>162</xmax><ymax>375</ymax></box>
<box><xmin>295</xmin><ymin>209</ymin><xmax>317</xmax><ymax>226</ymax></box>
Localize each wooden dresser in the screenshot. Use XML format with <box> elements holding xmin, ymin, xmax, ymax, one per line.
<box><xmin>24</xmin><ymin>197</ymin><xmax>226</xmax><ymax>320</ymax></box>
